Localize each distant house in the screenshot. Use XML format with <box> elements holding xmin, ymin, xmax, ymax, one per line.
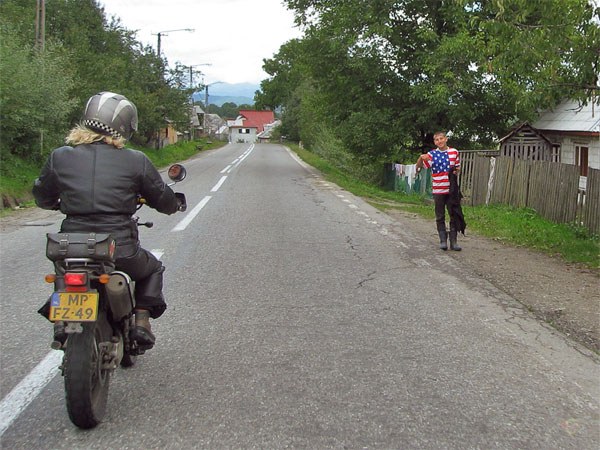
<box><xmin>228</xmin><ymin>110</ymin><xmax>276</xmax><ymax>143</ymax></box>
<box><xmin>258</xmin><ymin>120</ymin><xmax>282</xmax><ymax>143</ymax></box>
<box><xmin>204</xmin><ymin>113</ymin><xmax>226</xmax><ymax>137</ymax></box>
<box><xmin>158</xmin><ymin>119</ymin><xmax>178</xmax><ymax>148</ymax></box>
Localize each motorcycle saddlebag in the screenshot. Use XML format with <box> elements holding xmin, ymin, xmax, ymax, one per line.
<box><xmin>46</xmin><ymin>232</ymin><xmax>116</xmax><ymax>262</ymax></box>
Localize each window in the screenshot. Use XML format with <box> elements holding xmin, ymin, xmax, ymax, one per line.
<box><xmin>238</xmin><ymin>128</ymin><xmax>250</xmax><ymax>134</ymax></box>
<box><xmin>575</xmin><ymin>146</ymin><xmax>589</xmax><ymax>177</ymax></box>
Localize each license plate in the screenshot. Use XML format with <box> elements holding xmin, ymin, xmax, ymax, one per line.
<box><xmin>49</xmin><ymin>292</ymin><xmax>98</xmax><ymax>322</ymax></box>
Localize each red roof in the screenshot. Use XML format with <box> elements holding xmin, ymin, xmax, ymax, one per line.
<box><xmin>238</xmin><ymin>110</ymin><xmax>275</xmax><ymax>133</ymax></box>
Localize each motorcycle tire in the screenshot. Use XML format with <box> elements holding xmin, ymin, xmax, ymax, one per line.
<box><xmin>63</xmin><ymin>312</ymin><xmax>111</xmax><ymax>429</ymax></box>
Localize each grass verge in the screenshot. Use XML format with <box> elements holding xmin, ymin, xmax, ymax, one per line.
<box><xmin>289</xmin><ymin>143</ymin><xmax>600</xmax><ymax>269</ymax></box>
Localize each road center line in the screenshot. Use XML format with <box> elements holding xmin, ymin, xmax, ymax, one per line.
<box><xmin>211</xmin><ymin>176</ymin><xmax>228</xmax><ymax>192</ymax></box>
<box><xmin>171</xmin><ymin>195</ymin><xmax>212</xmax><ymax>232</ymax></box>
<box><xmin>220</xmin><ymin>165</ymin><xmax>232</xmax><ymax>174</ymax></box>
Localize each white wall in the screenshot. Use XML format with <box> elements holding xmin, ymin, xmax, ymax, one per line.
<box><xmin>544</xmin><ymin>134</ymin><xmax>600</xmax><ymax>169</ymax></box>
<box><xmin>229</xmin><ymin>127</ymin><xmax>257</xmax><ymax>144</ymax></box>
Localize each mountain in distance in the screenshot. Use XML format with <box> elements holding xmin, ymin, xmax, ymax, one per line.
<box><xmin>193</xmin><ymin>82</ymin><xmax>260</xmax><ymax>107</ymax></box>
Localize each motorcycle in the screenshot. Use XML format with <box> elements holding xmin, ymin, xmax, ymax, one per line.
<box><xmin>42</xmin><ymin>164</ymin><xmax>187</xmax><ymax>429</ymax></box>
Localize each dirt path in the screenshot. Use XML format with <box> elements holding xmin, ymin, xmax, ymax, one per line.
<box><xmin>381</xmin><ymin>207</ymin><xmax>599</xmax><ymax>353</ymax></box>
<box><xmin>2</xmin><ymin>205</ymin><xmax>599</xmax><ymax>353</ymax></box>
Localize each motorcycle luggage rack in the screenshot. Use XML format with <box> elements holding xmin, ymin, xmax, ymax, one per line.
<box><xmin>55</xmin><ymin>258</ymin><xmax>115</xmax><ymax>274</ymax></box>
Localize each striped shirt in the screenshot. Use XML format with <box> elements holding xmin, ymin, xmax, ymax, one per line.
<box><xmin>423</xmin><ymin>148</ymin><xmax>460</xmax><ymax>195</ymax></box>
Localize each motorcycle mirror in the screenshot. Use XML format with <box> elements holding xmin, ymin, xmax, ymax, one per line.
<box><xmin>167</xmin><ymin>164</ymin><xmax>186</xmax><ymax>183</ymax></box>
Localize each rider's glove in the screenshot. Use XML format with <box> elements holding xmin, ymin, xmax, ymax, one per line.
<box><xmin>174</xmin><ymin>192</ymin><xmax>187</xmax><ymax>212</ymax></box>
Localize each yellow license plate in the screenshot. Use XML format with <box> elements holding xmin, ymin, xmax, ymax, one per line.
<box><xmin>49</xmin><ymin>292</ymin><xmax>98</xmax><ymax>322</ymax></box>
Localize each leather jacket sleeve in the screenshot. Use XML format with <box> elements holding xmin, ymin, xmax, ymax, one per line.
<box><xmin>139</xmin><ymin>154</ymin><xmax>179</xmax><ymax>215</ymax></box>
<box><xmin>32</xmin><ymin>150</ymin><xmax>62</xmax><ymax>210</ymax></box>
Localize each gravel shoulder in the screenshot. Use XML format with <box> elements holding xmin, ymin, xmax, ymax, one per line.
<box><xmin>381</xmin><ymin>206</ymin><xmax>599</xmax><ymax>353</ymax></box>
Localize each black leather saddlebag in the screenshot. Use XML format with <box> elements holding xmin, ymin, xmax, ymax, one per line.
<box><xmin>46</xmin><ymin>232</ymin><xmax>116</xmax><ymax>262</ymax></box>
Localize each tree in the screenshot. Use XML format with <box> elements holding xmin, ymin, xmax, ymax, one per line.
<box><xmin>0</xmin><ymin>0</ymin><xmax>195</xmax><ymax>151</ymax></box>
<box><xmin>0</xmin><ymin>21</ymin><xmax>76</xmax><ymax>159</ymax></box>
<box><xmin>272</xmin><ymin>0</ymin><xmax>599</xmax><ymax>161</ymax></box>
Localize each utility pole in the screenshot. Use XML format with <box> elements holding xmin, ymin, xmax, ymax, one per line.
<box><xmin>35</xmin><ymin>0</ymin><xmax>45</xmax><ymax>51</ymax></box>
<box><xmin>183</xmin><ymin>64</ymin><xmax>211</xmax><ymax>140</ymax></box>
<box><xmin>152</xmin><ymin>28</ymin><xmax>195</xmax><ymax>57</ymax></box>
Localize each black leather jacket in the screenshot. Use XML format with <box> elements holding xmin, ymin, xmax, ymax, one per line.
<box><xmin>33</xmin><ymin>142</ymin><xmax>178</xmax><ymax>252</ymax></box>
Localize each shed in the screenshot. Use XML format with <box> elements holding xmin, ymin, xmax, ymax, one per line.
<box><xmin>498</xmin><ymin>123</ymin><xmax>558</xmax><ymax>162</ymax></box>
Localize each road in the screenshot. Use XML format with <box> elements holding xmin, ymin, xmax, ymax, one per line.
<box><xmin>0</xmin><ymin>143</ymin><xmax>598</xmax><ymax>449</ymax></box>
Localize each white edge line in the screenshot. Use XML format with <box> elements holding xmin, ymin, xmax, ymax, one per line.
<box><xmin>172</xmin><ymin>196</ymin><xmax>212</xmax><ymax>232</ymax></box>
<box><xmin>285</xmin><ymin>147</ymin><xmax>309</xmax><ymax>169</ymax></box>
<box><xmin>0</xmin><ymin>350</ymin><xmax>63</xmax><ymax>436</ymax></box>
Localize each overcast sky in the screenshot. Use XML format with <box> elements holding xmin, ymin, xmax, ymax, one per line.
<box><xmin>98</xmin><ymin>0</ymin><xmax>302</xmax><ymax>85</ymax></box>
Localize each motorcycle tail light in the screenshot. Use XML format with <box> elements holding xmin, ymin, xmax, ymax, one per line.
<box><xmin>65</xmin><ymin>273</ymin><xmax>86</xmax><ymax>285</ymax></box>
<box><xmin>64</xmin><ymin>273</ymin><xmax>87</xmax><ymax>291</ymax></box>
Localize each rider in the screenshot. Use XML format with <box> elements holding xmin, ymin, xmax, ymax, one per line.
<box><xmin>33</xmin><ymin>91</ymin><xmax>182</xmax><ymax>349</ymax></box>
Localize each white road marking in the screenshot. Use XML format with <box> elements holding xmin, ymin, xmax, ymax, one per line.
<box><xmin>172</xmin><ymin>196</ymin><xmax>212</xmax><ymax>232</ymax></box>
<box><xmin>284</xmin><ymin>147</ymin><xmax>309</xmax><ymax>169</ymax></box>
<box><xmin>220</xmin><ymin>165</ymin><xmax>232</xmax><ymax>174</ymax></box>
<box><xmin>0</xmin><ymin>350</ymin><xmax>63</xmax><ymax>436</ymax></box>
<box><xmin>211</xmin><ymin>176</ymin><xmax>228</xmax><ymax>192</ymax></box>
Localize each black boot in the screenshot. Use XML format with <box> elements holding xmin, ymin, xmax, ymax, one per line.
<box><xmin>131</xmin><ymin>309</ymin><xmax>156</xmax><ymax>349</ymax></box>
<box><xmin>449</xmin><ymin>231</ymin><xmax>462</xmax><ymax>251</ymax></box>
<box><xmin>438</xmin><ymin>230</ymin><xmax>448</xmax><ymax>250</ymax></box>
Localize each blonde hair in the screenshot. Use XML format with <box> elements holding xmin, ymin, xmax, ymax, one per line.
<box><xmin>66</xmin><ymin>123</ymin><xmax>126</xmax><ymax>148</ymax></box>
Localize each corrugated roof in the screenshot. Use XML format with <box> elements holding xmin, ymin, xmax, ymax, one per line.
<box><xmin>532</xmin><ymin>98</ymin><xmax>600</xmax><ymax>133</ymax></box>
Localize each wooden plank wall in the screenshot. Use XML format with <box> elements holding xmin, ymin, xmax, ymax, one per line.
<box><xmin>470</xmin><ymin>156</ymin><xmax>599</xmax><ymax>234</ymax></box>
<box><xmin>583</xmin><ymin>168</ymin><xmax>600</xmax><ymax>235</ymax></box>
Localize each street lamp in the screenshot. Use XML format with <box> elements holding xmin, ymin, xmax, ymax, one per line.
<box><xmin>204</xmin><ymin>81</ymin><xmax>224</xmax><ymax>135</ymax></box>
<box><xmin>152</xmin><ymin>28</ymin><xmax>194</xmax><ymax>57</ymax></box>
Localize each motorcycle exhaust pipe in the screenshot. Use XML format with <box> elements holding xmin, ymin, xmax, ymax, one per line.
<box><xmin>105</xmin><ymin>272</ymin><xmax>135</xmax><ymax>321</ymax></box>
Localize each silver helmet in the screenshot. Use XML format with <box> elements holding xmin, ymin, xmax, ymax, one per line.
<box><xmin>83</xmin><ymin>92</ymin><xmax>138</xmax><ymax>140</ymax></box>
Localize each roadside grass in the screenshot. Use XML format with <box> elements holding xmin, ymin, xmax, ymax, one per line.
<box><xmin>289</xmin><ymin>143</ymin><xmax>600</xmax><ymax>269</ymax></box>
<box><xmin>0</xmin><ymin>138</ymin><xmax>225</xmax><ymax>216</ymax></box>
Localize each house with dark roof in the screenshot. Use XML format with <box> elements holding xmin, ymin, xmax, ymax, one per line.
<box><xmin>228</xmin><ymin>110</ymin><xmax>276</xmax><ymax>143</ymax></box>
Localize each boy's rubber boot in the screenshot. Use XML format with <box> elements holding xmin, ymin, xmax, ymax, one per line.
<box><xmin>438</xmin><ymin>230</ymin><xmax>448</xmax><ymax>251</ymax></box>
<box><xmin>449</xmin><ymin>231</ymin><xmax>462</xmax><ymax>251</ymax></box>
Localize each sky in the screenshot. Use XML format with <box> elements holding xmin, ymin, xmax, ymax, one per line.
<box><xmin>98</xmin><ymin>0</ymin><xmax>303</xmax><ymax>86</ymax></box>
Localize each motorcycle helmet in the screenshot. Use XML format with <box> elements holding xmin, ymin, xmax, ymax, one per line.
<box><xmin>82</xmin><ymin>92</ymin><xmax>138</xmax><ymax>140</ymax></box>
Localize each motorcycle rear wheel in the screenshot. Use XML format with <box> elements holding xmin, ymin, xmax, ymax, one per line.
<box><xmin>63</xmin><ymin>314</ymin><xmax>111</xmax><ymax>429</ymax></box>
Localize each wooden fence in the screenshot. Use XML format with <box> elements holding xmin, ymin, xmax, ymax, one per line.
<box><xmin>470</xmin><ymin>156</ymin><xmax>600</xmax><ymax>235</ymax></box>
<box><xmin>456</xmin><ymin>150</ymin><xmax>499</xmax><ymax>198</ymax></box>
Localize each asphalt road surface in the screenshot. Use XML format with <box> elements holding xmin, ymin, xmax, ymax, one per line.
<box><xmin>0</xmin><ymin>143</ymin><xmax>598</xmax><ymax>449</ymax></box>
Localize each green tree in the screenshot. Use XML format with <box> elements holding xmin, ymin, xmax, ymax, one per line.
<box><xmin>0</xmin><ymin>0</ymin><xmax>194</xmax><ymax>151</ymax></box>
<box><xmin>274</xmin><ymin>0</ymin><xmax>599</xmax><ymax>160</ymax></box>
<box><xmin>0</xmin><ymin>21</ymin><xmax>76</xmax><ymax>159</ymax></box>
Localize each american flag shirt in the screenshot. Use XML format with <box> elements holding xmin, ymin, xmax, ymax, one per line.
<box><xmin>423</xmin><ymin>147</ymin><xmax>460</xmax><ymax>195</ymax></box>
